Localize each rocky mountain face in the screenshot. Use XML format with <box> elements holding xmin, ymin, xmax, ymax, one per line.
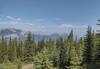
<box><xmin>0</xmin><ymin>28</ymin><xmax>24</xmax><ymax>40</ymax></box>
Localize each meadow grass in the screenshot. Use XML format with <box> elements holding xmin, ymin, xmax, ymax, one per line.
<box><xmin>0</xmin><ymin>63</ymin><xmax>16</xmax><ymax>69</ymax></box>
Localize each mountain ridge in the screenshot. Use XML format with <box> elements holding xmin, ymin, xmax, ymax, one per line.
<box><xmin>0</xmin><ymin>28</ymin><xmax>67</xmax><ymax>40</ymax></box>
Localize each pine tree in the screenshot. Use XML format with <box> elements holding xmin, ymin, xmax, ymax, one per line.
<box><xmin>33</xmin><ymin>48</ymin><xmax>57</xmax><ymax>69</ymax></box>
<box><xmin>69</xmin><ymin>38</ymin><xmax>84</xmax><ymax>69</ymax></box>
<box><xmin>57</xmin><ymin>38</ymin><xmax>67</xmax><ymax>69</ymax></box>
<box><xmin>65</xmin><ymin>30</ymin><xmax>74</xmax><ymax>68</ymax></box>
<box><xmin>95</xmin><ymin>33</ymin><xmax>100</xmax><ymax>61</ymax></box>
<box><xmin>0</xmin><ymin>39</ymin><xmax>4</xmax><ymax>63</ymax></box>
<box><xmin>46</xmin><ymin>39</ymin><xmax>59</xmax><ymax>67</ymax></box>
<box><xmin>84</xmin><ymin>26</ymin><xmax>92</xmax><ymax>62</ymax></box>
<box><xmin>92</xmin><ymin>29</ymin><xmax>100</xmax><ymax>69</ymax></box>
<box><xmin>17</xmin><ymin>41</ymin><xmax>24</xmax><ymax>60</ymax></box>
<box><xmin>77</xmin><ymin>38</ymin><xmax>84</xmax><ymax>66</ymax></box>
<box><xmin>37</xmin><ymin>39</ymin><xmax>46</xmax><ymax>51</ymax></box>
<box><xmin>83</xmin><ymin>26</ymin><xmax>93</xmax><ymax>69</ymax></box>
<box><xmin>0</xmin><ymin>36</ymin><xmax>8</xmax><ymax>63</ymax></box>
<box><xmin>8</xmin><ymin>38</ymin><xmax>17</xmax><ymax>62</ymax></box>
<box><xmin>23</xmin><ymin>32</ymin><xmax>35</xmax><ymax>63</ymax></box>
<box><xmin>91</xmin><ymin>31</ymin><xmax>97</xmax><ymax>60</ymax></box>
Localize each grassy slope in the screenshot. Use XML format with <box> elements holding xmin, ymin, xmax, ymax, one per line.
<box><xmin>0</xmin><ymin>63</ymin><xmax>33</xmax><ymax>69</ymax></box>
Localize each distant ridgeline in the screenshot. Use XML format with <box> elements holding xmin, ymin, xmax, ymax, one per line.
<box><xmin>0</xmin><ymin>28</ymin><xmax>24</xmax><ymax>40</ymax></box>
<box><xmin>0</xmin><ymin>28</ymin><xmax>67</xmax><ymax>41</ymax></box>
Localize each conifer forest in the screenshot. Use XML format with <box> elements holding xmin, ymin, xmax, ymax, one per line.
<box><xmin>0</xmin><ymin>26</ymin><xmax>100</xmax><ymax>69</ymax></box>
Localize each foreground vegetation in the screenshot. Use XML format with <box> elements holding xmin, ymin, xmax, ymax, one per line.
<box><xmin>0</xmin><ymin>26</ymin><xmax>100</xmax><ymax>69</ymax></box>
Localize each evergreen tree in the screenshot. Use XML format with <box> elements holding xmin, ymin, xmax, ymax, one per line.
<box><xmin>37</xmin><ymin>39</ymin><xmax>46</xmax><ymax>51</ymax></box>
<box><xmin>46</xmin><ymin>39</ymin><xmax>59</xmax><ymax>67</ymax></box>
<box><xmin>77</xmin><ymin>38</ymin><xmax>84</xmax><ymax>66</ymax></box>
<box><xmin>58</xmin><ymin>38</ymin><xmax>67</xmax><ymax>69</ymax></box>
<box><xmin>66</xmin><ymin>30</ymin><xmax>74</xmax><ymax>68</ymax></box>
<box><xmin>23</xmin><ymin>32</ymin><xmax>35</xmax><ymax>63</ymax></box>
<box><xmin>91</xmin><ymin>31</ymin><xmax>97</xmax><ymax>60</ymax></box>
<box><xmin>33</xmin><ymin>48</ymin><xmax>57</xmax><ymax>69</ymax></box>
<box><xmin>84</xmin><ymin>26</ymin><xmax>92</xmax><ymax>62</ymax></box>
<box><xmin>0</xmin><ymin>36</ymin><xmax>8</xmax><ymax>63</ymax></box>
<box><xmin>8</xmin><ymin>38</ymin><xmax>17</xmax><ymax>62</ymax></box>
<box><xmin>17</xmin><ymin>41</ymin><xmax>24</xmax><ymax>60</ymax></box>
<box><xmin>69</xmin><ymin>38</ymin><xmax>84</xmax><ymax>69</ymax></box>
<box><xmin>83</xmin><ymin>26</ymin><xmax>93</xmax><ymax>69</ymax></box>
<box><xmin>95</xmin><ymin>32</ymin><xmax>100</xmax><ymax>60</ymax></box>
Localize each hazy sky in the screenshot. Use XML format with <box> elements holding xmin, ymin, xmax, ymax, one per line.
<box><xmin>0</xmin><ymin>0</ymin><xmax>100</xmax><ymax>35</ymax></box>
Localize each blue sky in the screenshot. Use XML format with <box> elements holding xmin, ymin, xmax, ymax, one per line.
<box><xmin>0</xmin><ymin>0</ymin><xmax>100</xmax><ymax>35</ymax></box>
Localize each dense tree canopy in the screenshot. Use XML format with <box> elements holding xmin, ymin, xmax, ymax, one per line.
<box><xmin>0</xmin><ymin>26</ymin><xmax>99</xmax><ymax>69</ymax></box>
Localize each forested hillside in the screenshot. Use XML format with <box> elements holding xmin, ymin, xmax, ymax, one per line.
<box><xmin>0</xmin><ymin>26</ymin><xmax>100</xmax><ymax>69</ymax></box>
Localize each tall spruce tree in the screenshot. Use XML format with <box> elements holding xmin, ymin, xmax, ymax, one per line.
<box><xmin>46</xmin><ymin>39</ymin><xmax>59</xmax><ymax>67</ymax></box>
<box><xmin>23</xmin><ymin>32</ymin><xmax>35</xmax><ymax>63</ymax></box>
<box><xmin>74</xmin><ymin>38</ymin><xmax>84</xmax><ymax>69</ymax></box>
<box><xmin>0</xmin><ymin>36</ymin><xmax>8</xmax><ymax>63</ymax></box>
<box><xmin>8</xmin><ymin>38</ymin><xmax>17</xmax><ymax>62</ymax></box>
<box><xmin>17</xmin><ymin>41</ymin><xmax>24</xmax><ymax>60</ymax></box>
<box><xmin>83</xmin><ymin>26</ymin><xmax>93</xmax><ymax>69</ymax></box>
<box><xmin>58</xmin><ymin>38</ymin><xmax>67</xmax><ymax>69</ymax></box>
<box><xmin>91</xmin><ymin>31</ymin><xmax>97</xmax><ymax>60</ymax></box>
<box><xmin>78</xmin><ymin>38</ymin><xmax>84</xmax><ymax>64</ymax></box>
<box><xmin>37</xmin><ymin>39</ymin><xmax>46</xmax><ymax>51</ymax></box>
<box><xmin>95</xmin><ymin>33</ymin><xmax>100</xmax><ymax>61</ymax></box>
<box><xmin>66</xmin><ymin>30</ymin><xmax>74</xmax><ymax>68</ymax></box>
<box><xmin>84</xmin><ymin>26</ymin><xmax>92</xmax><ymax>62</ymax></box>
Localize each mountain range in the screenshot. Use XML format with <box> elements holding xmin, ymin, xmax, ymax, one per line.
<box><xmin>0</xmin><ymin>28</ymin><xmax>67</xmax><ymax>41</ymax></box>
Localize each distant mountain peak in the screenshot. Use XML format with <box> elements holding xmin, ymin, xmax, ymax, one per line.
<box><xmin>0</xmin><ymin>28</ymin><xmax>22</xmax><ymax>36</ymax></box>
<box><xmin>0</xmin><ymin>28</ymin><xmax>67</xmax><ymax>41</ymax></box>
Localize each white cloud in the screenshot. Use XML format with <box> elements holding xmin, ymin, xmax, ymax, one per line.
<box><xmin>60</xmin><ymin>24</ymin><xmax>73</xmax><ymax>27</ymax></box>
<box><xmin>0</xmin><ymin>20</ymin><xmax>88</xmax><ymax>36</ymax></box>
<box><xmin>56</xmin><ymin>24</ymin><xmax>88</xmax><ymax>36</ymax></box>
<box><xmin>6</xmin><ymin>16</ymin><xmax>13</xmax><ymax>19</ymax></box>
<box><xmin>60</xmin><ymin>24</ymin><xmax>87</xmax><ymax>28</ymax></box>
<box><xmin>0</xmin><ymin>16</ymin><xmax>88</xmax><ymax>36</ymax></box>
<box><xmin>28</xmin><ymin>24</ymin><xmax>87</xmax><ymax>36</ymax></box>
<box><xmin>0</xmin><ymin>21</ymin><xmax>34</xmax><ymax>32</ymax></box>
<box><xmin>6</xmin><ymin>16</ymin><xmax>21</xmax><ymax>21</ymax></box>
<box><xmin>34</xmin><ymin>18</ymin><xmax>45</xmax><ymax>22</ymax></box>
<box><xmin>0</xmin><ymin>16</ymin><xmax>34</xmax><ymax>32</ymax></box>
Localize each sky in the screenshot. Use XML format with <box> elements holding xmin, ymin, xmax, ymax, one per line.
<box><xmin>0</xmin><ymin>0</ymin><xmax>100</xmax><ymax>35</ymax></box>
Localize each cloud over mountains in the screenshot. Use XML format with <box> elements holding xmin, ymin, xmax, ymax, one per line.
<box><xmin>0</xmin><ymin>16</ymin><xmax>88</xmax><ymax>36</ymax></box>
